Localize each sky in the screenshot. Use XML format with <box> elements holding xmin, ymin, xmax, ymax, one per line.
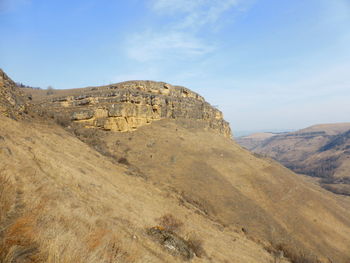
<box><xmin>0</xmin><ymin>0</ymin><xmax>349</xmax><ymax>134</ymax></box>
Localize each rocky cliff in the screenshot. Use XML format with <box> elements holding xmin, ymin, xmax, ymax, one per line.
<box><xmin>26</xmin><ymin>81</ymin><xmax>232</xmax><ymax>137</ymax></box>
<box><xmin>0</xmin><ymin>69</ymin><xmax>27</xmax><ymax>119</ymax></box>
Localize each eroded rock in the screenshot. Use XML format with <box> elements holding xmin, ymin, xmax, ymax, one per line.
<box><xmin>27</xmin><ymin>80</ymin><xmax>232</xmax><ymax>137</ymax></box>
<box><xmin>147</xmin><ymin>227</ymin><xmax>195</xmax><ymax>260</ymax></box>
<box><xmin>0</xmin><ymin>69</ymin><xmax>27</xmax><ymax>118</ymax></box>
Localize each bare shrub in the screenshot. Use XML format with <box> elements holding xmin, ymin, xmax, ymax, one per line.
<box><xmin>274</xmin><ymin>243</ymin><xmax>320</xmax><ymax>263</ymax></box>
<box><xmin>118</xmin><ymin>157</ymin><xmax>130</xmax><ymax>165</ymax></box>
<box><xmin>46</xmin><ymin>86</ymin><xmax>54</xmax><ymax>95</ymax></box>
<box><xmin>73</xmin><ymin>128</ymin><xmax>119</xmax><ymax>160</ymax></box>
<box><xmin>157</xmin><ymin>213</ymin><xmax>183</xmax><ymax>232</ymax></box>
<box><xmin>187</xmin><ymin>237</ymin><xmax>206</xmax><ymax>258</ymax></box>
<box><xmin>54</xmin><ymin>114</ymin><xmax>71</xmax><ymax>127</ymax></box>
<box><xmin>86</xmin><ymin>229</ymin><xmax>139</xmax><ymax>263</ymax></box>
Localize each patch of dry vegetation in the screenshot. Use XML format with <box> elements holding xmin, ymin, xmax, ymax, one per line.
<box><xmin>157</xmin><ymin>213</ymin><xmax>183</xmax><ymax>233</ymax></box>
<box><xmin>0</xmin><ymin>173</ymin><xmax>41</xmax><ymax>262</ymax></box>
<box><xmin>0</xmin><ymin>171</ymin><xmax>138</xmax><ymax>263</ymax></box>
<box><xmin>0</xmin><ymin>172</ymin><xmax>13</xmax><ymax>224</ymax></box>
<box><xmin>185</xmin><ymin>235</ymin><xmax>206</xmax><ymax>258</ymax></box>
<box><xmin>148</xmin><ymin>214</ymin><xmax>206</xmax><ymax>260</ymax></box>
<box><xmin>266</xmin><ymin>242</ymin><xmax>321</xmax><ymax>263</ymax></box>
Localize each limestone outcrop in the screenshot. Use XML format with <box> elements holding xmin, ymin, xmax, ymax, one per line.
<box><xmin>29</xmin><ymin>81</ymin><xmax>232</xmax><ymax>137</ymax></box>
<box><xmin>0</xmin><ymin>69</ymin><xmax>27</xmax><ymax>119</ymax></box>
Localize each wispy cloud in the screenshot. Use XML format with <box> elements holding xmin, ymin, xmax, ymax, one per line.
<box><xmin>150</xmin><ymin>0</ymin><xmax>242</xmax><ymax>29</ymax></box>
<box><xmin>124</xmin><ymin>0</ymin><xmax>247</xmax><ymax>62</ymax></box>
<box><xmin>126</xmin><ymin>30</ymin><xmax>215</xmax><ymax>62</ymax></box>
<box><xmin>202</xmin><ymin>62</ymin><xmax>350</xmax><ymax>131</ymax></box>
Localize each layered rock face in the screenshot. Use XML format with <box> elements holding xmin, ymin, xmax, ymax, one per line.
<box><xmin>30</xmin><ymin>81</ymin><xmax>232</xmax><ymax>137</ymax></box>
<box><xmin>0</xmin><ymin>69</ymin><xmax>27</xmax><ymax>118</ymax></box>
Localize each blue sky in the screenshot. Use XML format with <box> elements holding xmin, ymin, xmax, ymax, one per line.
<box><xmin>1</xmin><ymin>0</ymin><xmax>349</xmax><ymax>134</ymax></box>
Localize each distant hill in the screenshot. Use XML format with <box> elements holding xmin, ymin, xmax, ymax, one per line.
<box><xmin>236</xmin><ymin>132</ymin><xmax>281</xmax><ymax>149</ymax></box>
<box><xmin>237</xmin><ymin>123</ymin><xmax>350</xmax><ymax>195</ymax></box>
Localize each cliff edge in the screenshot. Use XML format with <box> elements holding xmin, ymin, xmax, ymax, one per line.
<box><xmin>25</xmin><ymin>81</ymin><xmax>232</xmax><ymax>137</ymax></box>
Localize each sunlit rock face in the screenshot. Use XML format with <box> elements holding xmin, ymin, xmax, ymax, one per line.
<box><xmin>31</xmin><ymin>80</ymin><xmax>232</xmax><ymax>137</ymax></box>
<box><xmin>0</xmin><ymin>69</ymin><xmax>27</xmax><ymax>119</ymax></box>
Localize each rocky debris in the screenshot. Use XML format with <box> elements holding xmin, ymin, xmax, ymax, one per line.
<box><xmin>147</xmin><ymin>227</ymin><xmax>194</xmax><ymax>260</ymax></box>
<box><xmin>29</xmin><ymin>81</ymin><xmax>232</xmax><ymax>137</ymax></box>
<box><xmin>0</xmin><ymin>69</ymin><xmax>27</xmax><ymax>119</ymax></box>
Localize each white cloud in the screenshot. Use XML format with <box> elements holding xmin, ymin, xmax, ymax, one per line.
<box><xmin>126</xmin><ymin>30</ymin><xmax>215</xmax><ymax>62</ymax></box>
<box><xmin>150</xmin><ymin>0</ymin><xmax>241</xmax><ymax>29</ymax></box>
<box><xmin>125</xmin><ymin>0</ymin><xmax>245</xmax><ymax>62</ymax></box>
<box><xmin>150</xmin><ymin>0</ymin><xmax>205</xmax><ymax>14</ymax></box>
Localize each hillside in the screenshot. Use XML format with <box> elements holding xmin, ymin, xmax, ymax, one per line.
<box><xmin>236</xmin><ymin>132</ymin><xmax>279</xmax><ymax>149</ymax></box>
<box><xmin>0</xmin><ymin>69</ymin><xmax>27</xmax><ymax>119</ymax></box>
<box><xmin>1</xmin><ymin>69</ymin><xmax>350</xmax><ymax>262</ymax></box>
<box><xmin>238</xmin><ymin>123</ymin><xmax>350</xmax><ymax>195</ymax></box>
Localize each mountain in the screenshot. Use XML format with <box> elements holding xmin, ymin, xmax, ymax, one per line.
<box><xmin>1</xmin><ymin>69</ymin><xmax>350</xmax><ymax>262</ymax></box>
<box><xmin>237</xmin><ymin>123</ymin><xmax>350</xmax><ymax>195</ymax></box>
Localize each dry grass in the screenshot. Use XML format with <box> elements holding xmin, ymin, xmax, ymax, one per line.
<box><xmin>0</xmin><ymin>213</ymin><xmax>41</xmax><ymax>262</ymax></box>
<box><xmin>86</xmin><ymin>228</ymin><xmax>109</xmax><ymax>251</ymax></box>
<box><xmin>0</xmin><ymin>172</ymin><xmax>139</xmax><ymax>263</ymax></box>
<box><xmin>186</xmin><ymin>236</ymin><xmax>206</xmax><ymax>258</ymax></box>
<box><xmin>157</xmin><ymin>213</ymin><xmax>183</xmax><ymax>233</ymax></box>
<box><xmin>271</xmin><ymin>243</ymin><xmax>321</xmax><ymax>263</ymax></box>
<box><xmin>0</xmin><ymin>172</ymin><xmax>13</xmax><ymax>223</ymax></box>
<box><xmin>1</xmin><ymin>114</ymin><xmax>350</xmax><ymax>262</ymax></box>
<box><xmin>54</xmin><ymin>114</ymin><xmax>71</xmax><ymax>127</ymax></box>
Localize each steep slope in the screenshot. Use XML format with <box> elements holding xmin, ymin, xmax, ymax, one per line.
<box><xmin>0</xmin><ymin>72</ymin><xmax>285</xmax><ymax>263</ymax></box>
<box><xmin>0</xmin><ymin>69</ymin><xmax>27</xmax><ymax>119</ymax></box>
<box><xmin>1</xmin><ymin>115</ymin><xmax>282</xmax><ymax>263</ymax></box>
<box><xmin>17</xmin><ymin>80</ymin><xmax>350</xmax><ymax>263</ymax></box>
<box><xmin>238</xmin><ymin>123</ymin><xmax>350</xmax><ymax>195</ymax></box>
<box><xmin>236</xmin><ymin>132</ymin><xmax>279</xmax><ymax>149</ymax></box>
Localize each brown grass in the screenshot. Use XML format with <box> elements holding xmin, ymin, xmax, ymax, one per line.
<box><xmin>54</xmin><ymin>114</ymin><xmax>71</xmax><ymax>127</ymax></box>
<box><xmin>117</xmin><ymin>157</ymin><xmax>130</xmax><ymax>165</ymax></box>
<box><xmin>273</xmin><ymin>243</ymin><xmax>321</xmax><ymax>263</ymax></box>
<box><xmin>0</xmin><ymin>213</ymin><xmax>41</xmax><ymax>262</ymax></box>
<box><xmin>186</xmin><ymin>236</ymin><xmax>206</xmax><ymax>258</ymax></box>
<box><xmin>86</xmin><ymin>228</ymin><xmax>109</xmax><ymax>251</ymax></box>
<box><xmin>157</xmin><ymin>213</ymin><xmax>183</xmax><ymax>233</ymax></box>
<box><xmin>0</xmin><ymin>173</ymin><xmax>12</xmax><ymax>223</ymax></box>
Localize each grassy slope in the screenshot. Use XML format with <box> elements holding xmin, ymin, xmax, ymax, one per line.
<box><xmin>91</xmin><ymin>119</ymin><xmax>350</xmax><ymax>263</ymax></box>
<box><xmin>7</xmin><ymin>85</ymin><xmax>350</xmax><ymax>262</ymax></box>
<box><xmin>239</xmin><ymin>123</ymin><xmax>350</xmax><ymax>195</ymax></box>
<box><xmin>0</xmin><ymin>116</ymin><xmax>277</xmax><ymax>263</ymax></box>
